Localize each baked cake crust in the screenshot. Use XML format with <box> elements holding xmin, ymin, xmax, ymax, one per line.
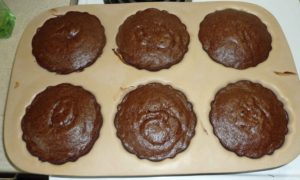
<box><xmin>199</xmin><ymin>9</ymin><xmax>272</xmax><ymax>69</ymax></box>
<box><xmin>116</xmin><ymin>8</ymin><xmax>190</xmax><ymax>71</ymax></box>
<box><xmin>32</xmin><ymin>11</ymin><xmax>106</xmax><ymax>74</ymax></box>
<box><xmin>21</xmin><ymin>83</ymin><xmax>102</xmax><ymax>164</ymax></box>
<box><xmin>209</xmin><ymin>80</ymin><xmax>288</xmax><ymax>158</ymax></box>
<box><xmin>114</xmin><ymin>83</ymin><xmax>196</xmax><ymax>161</ymax></box>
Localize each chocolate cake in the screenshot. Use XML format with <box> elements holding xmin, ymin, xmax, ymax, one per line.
<box><xmin>21</xmin><ymin>83</ymin><xmax>102</xmax><ymax>164</ymax></box>
<box><xmin>199</xmin><ymin>9</ymin><xmax>272</xmax><ymax>69</ymax></box>
<box><xmin>209</xmin><ymin>80</ymin><xmax>288</xmax><ymax>158</ymax></box>
<box><xmin>32</xmin><ymin>11</ymin><xmax>106</xmax><ymax>74</ymax></box>
<box><xmin>115</xmin><ymin>8</ymin><xmax>190</xmax><ymax>71</ymax></box>
<box><xmin>114</xmin><ymin>83</ymin><xmax>196</xmax><ymax>161</ymax></box>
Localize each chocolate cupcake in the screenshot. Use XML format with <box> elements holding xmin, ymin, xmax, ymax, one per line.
<box><xmin>209</xmin><ymin>80</ymin><xmax>288</xmax><ymax>158</ymax></box>
<box><xmin>115</xmin><ymin>8</ymin><xmax>190</xmax><ymax>71</ymax></box>
<box><xmin>114</xmin><ymin>83</ymin><xmax>196</xmax><ymax>161</ymax></box>
<box><xmin>199</xmin><ymin>9</ymin><xmax>272</xmax><ymax>69</ymax></box>
<box><xmin>32</xmin><ymin>11</ymin><xmax>106</xmax><ymax>74</ymax></box>
<box><xmin>21</xmin><ymin>83</ymin><xmax>102</xmax><ymax>164</ymax></box>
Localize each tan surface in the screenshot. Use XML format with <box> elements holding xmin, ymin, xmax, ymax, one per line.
<box><xmin>0</xmin><ymin>0</ymin><xmax>70</xmax><ymax>172</ymax></box>
<box><xmin>3</xmin><ymin>2</ymin><xmax>300</xmax><ymax>176</ymax></box>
